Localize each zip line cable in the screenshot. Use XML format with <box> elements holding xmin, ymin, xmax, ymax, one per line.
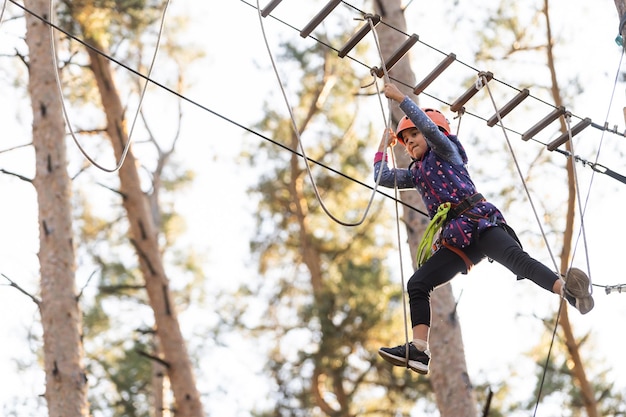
<box><xmin>48</xmin><ymin>0</ymin><xmax>171</xmax><ymax>173</ymax></box>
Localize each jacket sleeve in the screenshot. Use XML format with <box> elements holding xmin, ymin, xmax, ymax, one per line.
<box><xmin>399</xmin><ymin>98</ymin><xmax>464</xmax><ymax>165</ymax></box>
<box><xmin>373</xmin><ymin>154</ymin><xmax>415</xmax><ymax>189</ymax></box>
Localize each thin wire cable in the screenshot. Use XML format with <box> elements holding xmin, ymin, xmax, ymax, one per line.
<box><xmin>255</xmin><ymin>5</ymin><xmax>388</xmax><ymax>227</ymax></box>
<box><xmin>49</xmin><ymin>0</ymin><xmax>171</xmax><ymax>173</ymax></box>
<box><xmin>531</xmin><ymin>298</ymin><xmax>565</xmax><ymax>417</ymax></box>
<box><xmin>10</xmin><ymin>0</ymin><xmax>433</xmax><ymax>220</ymax></box>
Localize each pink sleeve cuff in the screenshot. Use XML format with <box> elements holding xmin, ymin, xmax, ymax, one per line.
<box><xmin>374</xmin><ymin>152</ymin><xmax>387</xmax><ymax>163</ymax></box>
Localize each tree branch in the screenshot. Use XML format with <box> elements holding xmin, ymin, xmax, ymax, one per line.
<box><xmin>1</xmin><ymin>273</ymin><xmax>41</xmax><ymax>306</ymax></box>
<box><xmin>0</xmin><ymin>168</ymin><xmax>33</xmax><ymax>183</ymax></box>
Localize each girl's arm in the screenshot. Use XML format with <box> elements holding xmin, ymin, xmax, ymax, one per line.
<box><xmin>373</xmin><ymin>158</ymin><xmax>415</xmax><ymax>189</ymax></box>
<box><xmin>399</xmin><ymin>98</ymin><xmax>463</xmax><ymax>165</ymax></box>
<box><xmin>383</xmin><ymin>83</ymin><xmax>463</xmax><ymax>165</ymax></box>
<box><xmin>374</xmin><ymin>128</ymin><xmax>415</xmax><ymax>189</ymax></box>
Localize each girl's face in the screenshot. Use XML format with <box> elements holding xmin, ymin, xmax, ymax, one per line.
<box><xmin>401</xmin><ymin>127</ymin><xmax>427</xmax><ymax>159</ymax></box>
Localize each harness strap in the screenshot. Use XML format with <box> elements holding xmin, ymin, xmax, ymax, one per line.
<box><xmin>442</xmin><ymin>241</ymin><xmax>474</xmax><ymax>273</ymax></box>
<box><xmin>416</xmin><ymin>193</ymin><xmax>484</xmax><ymax>268</ymax></box>
<box><xmin>447</xmin><ymin>193</ymin><xmax>485</xmax><ymax>221</ymax></box>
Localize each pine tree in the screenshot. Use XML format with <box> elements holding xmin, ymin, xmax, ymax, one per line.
<box><xmin>24</xmin><ymin>0</ymin><xmax>89</xmax><ymax>415</ymax></box>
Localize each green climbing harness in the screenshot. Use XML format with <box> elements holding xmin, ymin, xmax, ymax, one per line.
<box><xmin>416</xmin><ymin>202</ymin><xmax>451</xmax><ymax>267</ymax></box>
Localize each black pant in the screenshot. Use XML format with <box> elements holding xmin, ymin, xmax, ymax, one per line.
<box><xmin>407</xmin><ymin>226</ymin><xmax>558</xmax><ymax>328</ymax></box>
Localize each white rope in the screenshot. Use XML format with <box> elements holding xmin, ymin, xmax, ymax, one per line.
<box><xmin>49</xmin><ymin>0</ymin><xmax>171</xmax><ymax>173</ymax></box>
<box><xmin>482</xmin><ymin>76</ymin><xmax>560</xmax><ymax>274</ymax></box>
<box><xmin>563</xmin><ymin>113</ymin><xmax>593</xmax><ymax>293</ymax></box>
<box><xmin>254</xmin><ymin>5</ymin><xmax>390</xmax><ymax>227</ymax></box>
<box><xmin>365</xmin><ymin>14</ymin><xmax>412</xmax><ymax>364</ymax></box>
<box><xmin>0</xmin><ymin>0</ymin><xmax>8</xmax><ymax>29</ymax></box>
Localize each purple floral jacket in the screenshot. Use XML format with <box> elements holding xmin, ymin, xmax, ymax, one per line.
<box><xmin>374</xmin><ymin>97</ymin><xmax>505</xmax><ymax>248</ymax></box>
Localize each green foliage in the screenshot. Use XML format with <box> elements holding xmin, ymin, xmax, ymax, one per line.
<box><xmin>87</xmin><ymin>338</ymin><xmax>154</xmax><ymax>417</ymax></box>
<box><xmin>57</xmin><ymin>0</ymin><xmax>163</xmax><ymax>47</ymax></box>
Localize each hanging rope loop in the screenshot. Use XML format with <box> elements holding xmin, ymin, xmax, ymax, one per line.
<box><xmin>49</xmin><ymin>0</ymin><xmax>171</xmax><ymax>173</ymax></box>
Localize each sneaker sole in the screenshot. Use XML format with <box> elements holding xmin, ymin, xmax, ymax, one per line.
<box><xmin>565</xmin><ymin>268</ymin><xmax>591</xmax><ymax>298</ymax></box>
<box><xmin>576</xmin><ymin>296</ymin><xmax>594</xmax><ymax>315</ymax></box>
<box><xmin>565</xmin><ymin>268</ymin><xmax>594</xmax><ymax>314</ymax></box>
<box><xmin>378</xmin><ymin>349</ymin><xmax>429</xmax><ymax>375</ymax></box>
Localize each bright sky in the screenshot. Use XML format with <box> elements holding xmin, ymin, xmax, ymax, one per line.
<box><xmin>1</xmin><ymin>0</ymin><xmax>626</xmax><ymax>416</ymax></box>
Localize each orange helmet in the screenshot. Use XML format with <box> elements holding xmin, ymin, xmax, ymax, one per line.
<box><xmin>395</xmin><ymin>108</ymin><xmax>451</xmax><ymax>144</ymax></box>
<box><xmin>395</xmin><ymin>116</ymin><xmax>416</xmax><ymax>144</ymax></box>
<box><xmin>423</xmin><ymin>108</ymin><xmax>450</xmax><ymax>134</ymax></box>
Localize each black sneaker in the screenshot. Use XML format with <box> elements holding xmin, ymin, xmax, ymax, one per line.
<box><xmin>563</xmin><ymin>267</ymin><xmax>594</xmax><ymax>315</ymax></box>
<box><xmin>378</xmin><ymin>342</ymin><xmax>430</xmax><ymax>374</ymax></box>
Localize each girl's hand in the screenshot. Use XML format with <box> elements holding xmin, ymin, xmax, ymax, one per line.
<box><xmin>383</xmin><ymin>83</ymin><xmax>405</xmax><ymax>103</ymax></box>
<box><xmin>378</xmin><ymin>128</ymin><xmax>397</xmax><ymax>151</ymax></box>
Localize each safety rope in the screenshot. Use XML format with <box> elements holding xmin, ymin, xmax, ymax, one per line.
<box><xmin>365</xmin><ymin>15</ymin><xmax>413</xmax><ymax>370</ymax></box>
<box><xmin>49</xmin><ymin>0</ymin><xmax>171</xmax><ymax>173</ymax></box>
<box><xmin>568</xmin><ymin>48</ymin><xmax>625</xmax><ymax>296</ymax></box>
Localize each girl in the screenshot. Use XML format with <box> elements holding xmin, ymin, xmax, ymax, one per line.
<box><xmin>375</xmin><ymin>83</ymin><xmax>593</xmax><ymax>375</ymax></box>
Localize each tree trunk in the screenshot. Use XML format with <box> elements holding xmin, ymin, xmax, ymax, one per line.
<box><xmin>24</xmin><ymin>0</ymin><xmax>88</xmax><ymax>415</ymax></box>
<box><xmin>372</xmin><ymin>0</ymin><xmax>478</xmax><ymax>415</ymax></box>
<box><xmin>82</xmin><ymin>35</ymin><xmax>204</xmax><ymax>417</ymax></box>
